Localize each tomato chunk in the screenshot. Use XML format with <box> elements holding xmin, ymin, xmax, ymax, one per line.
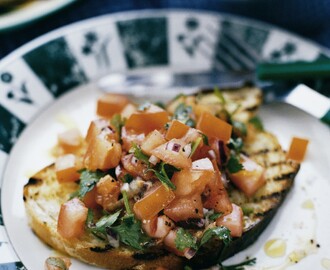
<box><xmin>58</xmin><ymin>128</ymin><xmax>83</xmax><ymax>153</ymax></box>
<box><xmin>196</xmin><ymin>112</ymin><xmax>232</xmax><ymax>142</ymax></box>
<box><xmin>85</xmin><ymin>119</ymin><xmax>118</xmax><ymax>143</ymax></box>
<box><xmin>57</xmin><ymin>198</ymin><xmax>88</xmax><ymax>238</ymax></box>
<box><xmin>151</xmin><ymin>139</ymin><xmax>192</xmax><ymax>169</ymax></box>
<box><xmin>55</xmin><ymin>154</ymin><xmax>80</xmax><ymax>183</ymax></box>
<box><xmin>203</xmin><ymin>161</ymin><xmax>232</xmax><ymax>215</ymax></box>
<box><xmin>165</xmin><ymin>120</ymin><xmax>190</xmax><ymax>140</ymax></box>
<box><xmin>121</xmin><ymin>127</ymin><xmax>145</xmax><ymax>152</ymax></box>
<box><xmin>95</xmin><ymin>175</ymin><xmax>121</xmax><ymax>210</ymax></box>
<box><xmin>164</xmin><ymin>194</ymin><xmax>203</xmax><ymax>222</ymax></box>
<box><xmin>125</xmin><ymin>104</ymin><xmax>169</xmax><ymax>134</ymax></box>
<box><xmin>229</xmin><ymin>155</ymin><xmax>265</xmax><ymax>197</ymax></box>
<box><xmin>141</xmin><ymin>130</ymin><xmax>166</xmax><ymax>156</ymax></box>
<box><xmin>216</xmin><ymin>203</ymin><xmax>243</xmax><ymax>237</ymax></box>
<box><xmin>84</xmin><ymin>135</ymin><xmax>122</xmax><ymax>171</ymax></box>
<box><xmin>133</xmin><ymin>184</ymin><xmax>175</xmax><ymax>221</ymax></box>
<box><xmin>96</xmin><ymin>93</ymin><xmax>129</xmax><ymax>118</ymax></box>
<box><xmin>121</xmin><ymin>153</ymin><xmax>153</xmax><ymax>180</ymax></box>
<box><xmin>142</xmin><ymin>215</ymin><xmax>174</xmax><ymax>238</ymax></box>
<box><xmin>286</xmin><ymin>136</ymin><xmax>309</xmax><ymax>162</ymax></box>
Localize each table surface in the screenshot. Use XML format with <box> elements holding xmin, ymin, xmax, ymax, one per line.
<box><xmin>0</xmin><ymin>1</ymin><xmax>330</xmax><ymax>269</ymax></box>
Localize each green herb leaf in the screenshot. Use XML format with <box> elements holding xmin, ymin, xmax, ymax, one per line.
<box><xmin>184</xmin><ymin>266</ymin><xmax>193</xmax><ymax>270</ymax></box>
<box><xmin>232</xmin><ymin>120</ymin><xmax>247</xmax><ymax>137</ymax></box>
<box><xmin>112</xmin><ymin>214</ymin><xmax>151</xmax><ymax>250</ymax></box>
<box><xmin>200</xmin><ymin>132</ymin><xmax>209</xmax><ymax>146</ymax></box>
<box><xmin>173</xmin><ymin>103</ymin><xmax>195</xmax><ymax>127</ymax></box>
<box><xmin>122</xmin><ymin>190</ymin><xmax>132</xmax><ymax>215</ymax></box>
<box><xmin>249</xmin><ymin>116</ymin><xmax>264</xmax><ymax>131</ymax></box>
<box><xmin>122</xmin><ymin>173</ymin><xmax>134</xmax><ymax>183</ymax></box>
<box><xmin>208</xmin><ymin>212</ymin><xmax>222</xmax><ymax>221</ymax></box>
<box><xmin>190</xmin><ymin>137</ymin><xmax>202</xmax><ymax>157</ymax></box>
<box><xmin>110</xmin><ymin>114</ymin><xmax>125</xmax><ymax>139</ymax></box>
<box><xmin>129</xmin><ymin>143</ymin><xmax>150</xmax><ymax>165</ymax></box>
<box><xmin>227</xmin><ymin>155</ymin><xmax>244</xmax><ymax>174</ymax></box>
<box><xmin>219</xmin><ymin>257</ymin><xmax>256</xmax><ymax>270</ymax></box>
<box><xmin>92</xmin><ymin>210</ymin><xmax>121</xmax><ymax>234</ymax></box>
<box><xmin>175</xmin><ymin>228</ymin><xmax>198</xmax><ymax>251</ymax></box>
<box><xmin>149</xmin><ymin>162</ymin><xmax>178</xmax><ymax>190</ymax></box>
<box><xmin>78</xmin><ymin>169</ymin><xmax>107</xmax><ymax>198</ymax></box>
<box><xmin>200</xmin><ymin>226</ymin><xmax>232</xmax><ymax>247</ymax></box>
<box><xmin>228</xmin><ymin>137</ymin><xmax>244</xmax><ymax>154</ymax></box>
<box><xmin>214</xmin><ymin>87</ymin><xmax>226</xmax><ymax>105</ymax></box>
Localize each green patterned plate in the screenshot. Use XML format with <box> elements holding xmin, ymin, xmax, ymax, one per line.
<box><xmin>1</xmin><ymin>10</ymin><xmax>330</xmax><ymax>270</ymax></box>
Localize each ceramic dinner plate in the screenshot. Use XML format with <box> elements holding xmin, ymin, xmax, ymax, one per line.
<box><xmin>0</xmin><ymin>0</ymin><xmax>76</xmax><ymax>32</ymax></box>
<box><xmin>0</xmin><ymin>10</ymin><xmax>329</xmax><ymax>270</ymax></box>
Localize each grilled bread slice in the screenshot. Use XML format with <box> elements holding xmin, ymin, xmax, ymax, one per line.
<box><xmin>23</xmin><ymin>86</ymin><xmax>300</xmax><ymax>269</ymax></box>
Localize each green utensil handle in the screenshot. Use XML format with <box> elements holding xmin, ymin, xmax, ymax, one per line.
<box><xmin>257</xmin><ymin>60</ymin><xmax>330</xmax><ymax>80</ymax></box>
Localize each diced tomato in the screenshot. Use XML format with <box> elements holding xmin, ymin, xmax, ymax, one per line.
<box><xmin>142</xmin><ymin>215</ymin><xmax>174</xmax><ymax>238</ymax></box>
<box><xmin>286</xmin><ymin>137</ymin><xmax>309</xmax><ymax>162</ymax></box>
<box><xmin>172</xmin><ymin>158</ymin><xmax>214</xmax><ymax>197</ymax></box>
<box><xmin>229</xmin><ymin>155</ymin><xmax>265</xmax><ymax>197</ymax></box>
<box><xmin>133</xmin><ymin>184</ymin><xmax>175</xmax><ymax>221</ymax></box>
<box><xmin>55</xmin><ymin>154</ymin><xmax>80</xmax><ymax>183</ymax></box>
<box><xmin>81</xmin><ymin>187</ymin><xmax>99</xmax><ymax>209</ymax></box>
<box><xmin>96</xmin><ymin>93</ymin><xmax>129</xmax><ymax>118</ymax></box>
<box><xmin>165</xmin><ymin>120</ymin><xmax>190</xmax><ymax>140</ymax></box>
<box><xmin>84</xmin><ymin>135</ymin><xmax>122</xmax><ymax>171</ymax></box>
<box><xmin>121</xmin><ymin>127</ymin><xmax>145</xmax><ymax>152</ymax></box>
<box><xmin>151</xmin><ymin>139</ymin><xmax>192</xmax><ymax>169</ymax></box>
<box><xmin>216</xmin><ymin>203</ymin><xmax>243</xmax><ymax>237</ymax></box>
<box><xmin>57</xmin><ymin>198</ymin><xmax>88</xmax><ymax>238</ymax></box>
<box><xmin>85</xmin><ymin>119</ymin><xmax>118</xmax><ymax>144</ymax></box>
<box><xmin>121</xmin><ymin>154</ymin><xmax>153</xmax><ymax>180</ymax></box>
<box><xmin>196</xmin><ymin>112</ymin><xmax>232</xmax><ymax>143</ymax></box>
<box><xmin>141</xmin><ymin>130</ymin><xmax>166</xmax><ymax>156</ymax></box>
<box><xmin>121</xmin><ymin>103</ymin><xmax>137</xmax><ymax>119</ymax></box>
<box><xmin>95</xmin><ymin>175</ymin><xmax>121</xmax><ymax>210</ymax></box>
<box><xmin>164</xmin><ymin>194</ymin><xmax>203</xmax><ymax>222</ymax></box>
<box><xmin>203</xmin><ymin>161</ymin><xmax>232</xmax><ymax>215</ymax></box>
<box><xmin>125</xmin><ymin>104</ymin><xmax>169</xmax><ymax>134</ymax></box>
<box><xmin>58</xmin><ymin>128</ymin><xmax>83</xmax><ymax>153</ymax></box>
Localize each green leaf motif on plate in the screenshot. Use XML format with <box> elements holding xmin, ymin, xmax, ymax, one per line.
<box><xmin>116</xmin><ymin>18</ymin><xmax>168</xmax><ymax>68</ymax></box>
<box><xmin>23</xmin><ymin>37</ymin><xmax>87</xmax><ymax>97</ymax></box>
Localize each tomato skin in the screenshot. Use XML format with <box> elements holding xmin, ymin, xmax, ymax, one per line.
<box><xmin>164</xmin><ymin>194</ymin><xmax>203</xmax><ymax>222</ymax></box>
<box><xmin>121</xmin><ymin>154</ymin><xmax>153</xmax><ymax>180</ymax></box>
<box><xmin>85</xmin><ymin>119</ymin><xmax>110</xmax><ymax>144</ymax></box>
<box><xmin>96</xmin><ymin>93</ymin><xmax>129</xmax><ymax>118</ymax></box>
<box><xmin>121</xmin><ymin>127</ymin><xmax>145</xmax><ymax>152</ymax></box>
<box><xmin>125</xmin><ymin>104</ymin><xmax>169</xmax><ymax>134</ymax></box>
<box><xmin>95</xmin><ymin>175</ymin><xmax>121</xmax><ymax>210</ymax></box>
<box><xmin>55</xmin><ymin>154</ymin><xmax>80</xmax><ymax>183</ymax></box>
<box><xmin>216</xmin><ymin>203</ymin><xmax>243</xmax><ymax>237</ymax></box>
<box><xmin>133</xmin><ymin>184</ymin><xmax>175</xmax><ymax>221</ymax></box>
<box><xmin>142</xmin><ymin>215</ymin><xmax>174</xmax><ymax>238</ymax></box>
<box><xmin>203</xmin><ymin>162</ymin><xmax>232</xmax><ymax>215</ymax></box>
<box><xmin>229</xmin><ymin>155</ymin><xmax>266</xmax><ymax>197</ymax></box>
<box><xmin>151</xmin><ymin>139</ymin><xmax>192</xmax><ymax>169</ymax></box>
<box><xmin>57</xmin><ymin>198</ymin><xmax>88</xmax><ymax>239</ymax></box>
<box><xmin>141</xmin><ymin>130</ymin><xmax>166</xmax><ymax>156</ymax></box>
<box><xmin>165</xmin><ymin>120</ymin><xmax>189</xmax><ymax>140</ymax></box>
<box><xmin>58</xmin><ymin>128</ymin><xmax>83</xmax><ymax>154</ymax></box>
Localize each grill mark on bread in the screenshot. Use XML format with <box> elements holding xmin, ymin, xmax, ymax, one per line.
<box><xmin>132</xmin><ymin>251</ymin><xmax>169</xmax><ymax>260</ymax></box>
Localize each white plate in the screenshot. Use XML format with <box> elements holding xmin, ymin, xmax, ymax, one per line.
<box><xmin>0</xmin><ymin>0</ymin><xmax>76</xmax><ymax>31</ymax></box>
<box><xmin>0</xmin><ymin>9</ymin><xmax>330</xmax><ymax>270</ymax></box>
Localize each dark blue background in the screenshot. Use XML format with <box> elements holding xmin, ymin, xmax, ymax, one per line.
<box><xmin>1</xmin><ymin>0</ymin><xmax>330</xmax><ymax>60</ymax></box>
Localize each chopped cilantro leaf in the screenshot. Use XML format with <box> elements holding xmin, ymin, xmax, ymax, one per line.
<box><xmin>249</xmin><ymin>116</ymin><xmax>264</xmax><ymax>131</ymax></box>
<box><xmin>112</xmin><ymin>214</ymin><xmax>151</xmax><ymax>250</ymax></box>
<box><xmin>232</xmin><ymin>120</ymin><xmax>247</xmax><ymax>137</ymax></box>
<box><xmin>184</xmin><ymin>266</ymin><xmax>193</xmax><ymax>270</ymax></box>
<box><xmin>122</xmin><ymin>190</ymin><xmax>132</xmax><ymax>215</ymax></box>
<box><xmin>149</xmin><ymin>162</ymin><xmax>178</xmax><ymax>190</ymax></box>
<box><xmin>110</xmin><ymin>114</ymin><xmax>125</xmax><ymax>139</ymax></box>
<box><xmin>155</xmin><ymin>101</ymin><xmax>166</xmax><ymax>109</ymax></box>
<box><xmin>93</xmin><ymin>210</ymin><xmax>121</xmax><ymax>234</ymax></box>
<box><xmin>200</xmin><ymin>226</ymin><xmax>231</xmax><ymax>247</ymax></box>
<box><xmin>78</xmin><ymin>169</ymin><xmax>107</xmax><ymax>198</ymax></box>
<box><xmin>208</xmin><ymin>212</ymin><xmax>222</xmax><ymax>221</ymax></box>
<box><xmin>122</xmin><ymin>173</ymin><xmax>134</xmax><ymax>183</ymax></box>
<box><xmin>228</xmin><ymin>137</ymin><xmax>244</xmax><ymax>154</ymax></box>
<box><xmin>214</xmin><ymin>87</ymin><xmax>226</xmax><ymax>105</ymax></box>
<box><xmin>175</xmin><ymin>228</ymin><xmax>198</xmax><ymax>251</ymax></box>
<box><xmin>173</xmin><ymin>103</ymin><xmax>195</xmax><ymax>127</ymax></box>
<box><xmin>190</xmin><ymin>137</ymin><xmax>202</xmax><ymax>157</ymax></box>
<box><xmin>227</xmin><ymin>155</ymin><xmax>244</xmax><ymax>173</ymax></box>
<box><xmin>219</xmin><ymin>257</ymin><xmax>256</xmax><ymax>270</ymax></box>
<box><xmin>200</xmin><ymin>132</ymin><xmax>209</xmax><ymax>146</ymax></box>
<box><xmin>129</xmin><ymin>143</ymin><xmax>150</xmax><ymax>165</ymax></box>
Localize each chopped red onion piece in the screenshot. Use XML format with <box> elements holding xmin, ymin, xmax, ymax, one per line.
<box><xmin>184</xmin><ymin>248</ymin><xmax>197</xmax><ymax>259</ymax></box>
<box><xmin>208</xmin><ymin>149</ymin><xmax>216</xmax><ymax>159</ymax></box>
<box><xmin>148</xmin><ymin>155</ymin><xmax>159</xmax><ymax>165</ymax></box>
<box><xmin>106</xmin><ymin>228</ymin><xmax>119</xmax><ymax>248</ymax></box>
<box><xmin>218</xmin><ymin>140</ymin><xmax>227</xmax><ymax>165</ymax></box>
<box><xmin>166</xmin><ymin>141</ymin><xmax>181</xmax><ymax>152</ymax></box>
<box><xmin>183</xmin><ymin>143</ymin><xmax>192</xmax><ymax>157</ymax></box>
